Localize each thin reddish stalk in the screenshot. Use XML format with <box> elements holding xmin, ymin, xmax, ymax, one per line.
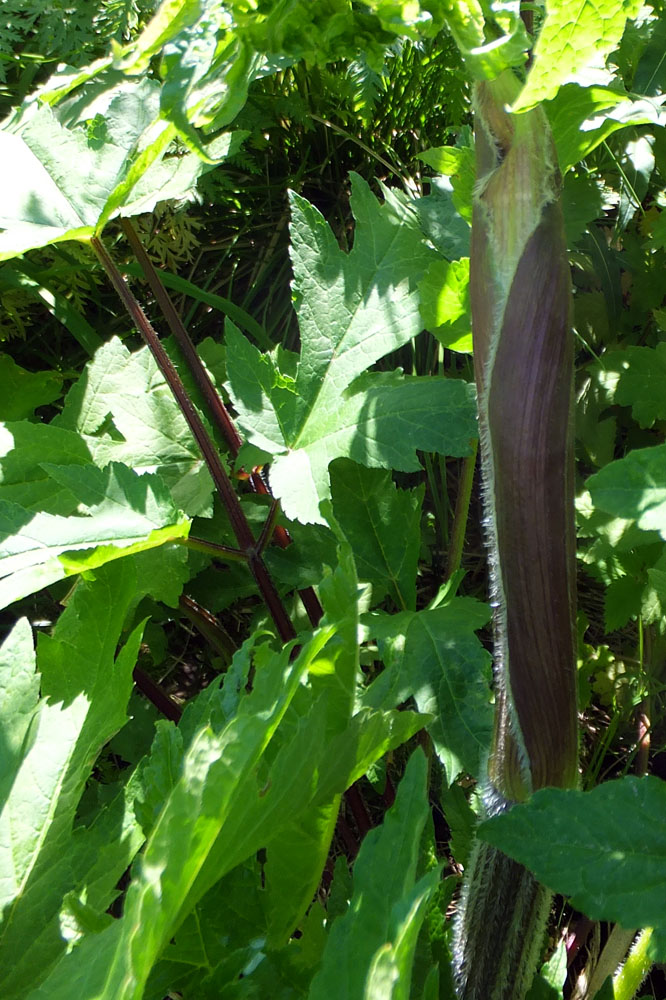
<box><xmin>119</xmin><ymin>219</ymin><xmax>323</xmax><ymax>627</ymax></box>
<box><xmin>91</xmin><ymin>236</ymin><xmax>296</xmax><ymax>644</ymax></box>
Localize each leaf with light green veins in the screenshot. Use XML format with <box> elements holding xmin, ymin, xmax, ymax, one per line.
<box><xmin>57</xmin><ymin>336</ymin><xmax>214</xmax><ymax>516</ymax></box>
<box><xmin>611</xmin><ymin>344</ymin><xmax>666</xmax><ymax>428</ymax></box>
<box><xmin>478</xmin><ymin>776</ymin><xmax>666</xmax><ymax>960</ymax></box>
<box><xmin>0</xmin><ymin>461</ymin><xmax>189</xmax><ymax>609</ymax></box>
<box><xmin>330</xmin><ymin>459</ymin><xmax>423</xmax><ymax>610</ymax></box>
<box><xmin>512</xmin><ymin>0</ymin><xmax>644</xmax><ymax>113</ymax></box>
<box><xmin>361</xmin><ymin>599</ymin><xmax>493</xmax><ymax>783</ymax></box>
<box><xmin>309</xmin><ymin>750</ymin><xmax>440</xmax><ymax>1000</ymax></box>
<box><xmin>0</xmin><ymin>562</ymin><xmax>146</xmax><ymax>998</ymax></box>
<box><xmin>587</xmin><ymin>445</ymin><xmax>666</xmax><ymax>540</ymax></box>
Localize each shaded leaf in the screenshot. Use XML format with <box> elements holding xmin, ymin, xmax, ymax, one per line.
<box><xmin>0</xmin><ymin>356</ymin><xmax>62</xmax><ymax>420</ymax></box>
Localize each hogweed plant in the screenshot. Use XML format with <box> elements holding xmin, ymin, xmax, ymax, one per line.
<box><xmin>0</xmin><ymin>2</ymin><xmax>666</xmax><ymax>999</ymax></box>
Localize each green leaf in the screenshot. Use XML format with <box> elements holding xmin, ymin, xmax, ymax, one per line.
<box><xmin>548</xmin><ymin>85</ymin><xmax>660</xmax><ymax>173</ymax></box>
<box><xmin>415</xmin><ymin>177</ymin><xmax>469</xmax><ymax>260</ymax></box>
<box><xmin>613</xmin><ymin>344</ymin><xmax>666</xmax><ymax>428</ymax></box>
<box><xmin>478</xmin><ymin>776</ymin><xmax>666</xmax><ymax>956</ymax></box>
<box><xmin>417</xmin><ymin>147</ymin><xmax>475</xmax><ymax>222</ymax></box>
<box><xmin>0</xmin><ymin>356</ymin><xmax>62</xmax><ymax>420</ymax></box>
<box><xmin>57</xmin><ymin>336</ymin><xmax>215</xmax><ymax>516</ymax></box>
<box><xmin>562</xmin><ymin>170</ymin><xmax>604</xmax><ymax>246</ymax></box>
<box><xmin>330</xmin><ymin>459</ymin><xmax>423</xmax><ymax>610</ymax></box>
<box><xmin>0</xmin><ymin>421</ymin><xmax>92</xmax><ymax>514</ymax></box>
<box><xmin>0</xmin><ymin>462</ymin><xmax>189</xmax><ymax>609</ymax></box>
<box><xmin>0</xmin><ymin>79</ymin><xmax>240</xmax><ymax>259</ymax></box>
<box><xmin>361</xmin><ymin>599</ymin><xmax>493</xmax><ymax>783</ymax></box>
<box><xmin>587</xmin><ymin>445</ymin><xmax>666</xmax><ymax>539</ymax></box>
<box><xmin>0</xmin><ymin>562</ymin><xmax>145</xmax><ymax>998</ymax></box>
<box><xmin>226</xmin><ymin>174</ymin><xmax>477</xmax><ymax>523</ymax></box>
<box><xmin>419</xmin><ymin>257</ymin><xmax>472</xmax><ymax>352</ymax></box>
<box><xmin>512</xmin><ymin>0</ymin><xmax>644</xmax><ymax>113</ymax></box>
<box><xmin>309</xmin><ymin>750</ymin><xmax>440</xmax><ymax>1000</ymax></box>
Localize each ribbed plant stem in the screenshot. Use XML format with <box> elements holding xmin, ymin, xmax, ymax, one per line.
<box><xmin>454</xmin><ymin>68</ymin><xmax>577</xmax><ymax>999</ymax></box>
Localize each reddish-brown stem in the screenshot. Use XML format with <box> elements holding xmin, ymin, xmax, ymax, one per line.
<box><xmin>119</xmin><ymin>219</ymin><xmax>323</xmax><ymax>628</ymax></box>
<box><xmin>133</xmin><ymin>665</ymin><xmax>182</xmax><ymax>722</ymax></box>
<box><xmin>91</xmin><ymin>236</ymin><xmax>296</xmax><ymax>644</ymax></box>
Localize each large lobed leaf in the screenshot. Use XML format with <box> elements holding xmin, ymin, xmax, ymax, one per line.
<box><xmin>226</xmin><ymin>174</ymin><xmax>477</xmax><ymax>524</ymax></box>
<box><xmin>587</xmin><ymin>445</ymin><xmax>666</xmax><ymax>539</ymax></box>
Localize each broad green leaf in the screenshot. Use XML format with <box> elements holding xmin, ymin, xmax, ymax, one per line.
<box><xmin>330</xmin><ymin>459</ymin><xmax>423</xmax><ymax>610</ymax></box>
<box><xmin>419</xmin><ymin>257</ymin><xmax>472</xmax><ymax>352</ymax></box>
<box><xmin>547</xmin><ymin>85</ymin><xmax>661</xmax><ymax>173</ymax></box>
<box><xmin>0</xmin><ymin>421</ymin><xmax>91</xmax><ymax>514</ymax></box>
<box><xmin>587</xmin><ymin>445</ymin><xmax>666</xmax><ymax>539</ymax></box>
<box><xmin>478</xmin><ymin>776</ymin><xmax>666</xmax><ymax>959</ymax></box>
<box><xmin>0</xmin><ymin>462</ymin><xmax>189</xmax><ymax>609</ymax></box>
<box><xmin>0</xmin><ymin>356</ymin><xmax>62</xmax><ymax>420</ymax></box>
<box><xmin>633</xmin><ymin>15</ymin><xmax>666</xmax><ymax>96</ymax></box>
<box><xmin>0</xmin><ymin>81</ymin><xmax>162</xmax><ymax>257</ymax></box>
<box><xmin>415</xmin><ymin>177</ymin><xmax>470</xmax><ymax>260</ymax></box>
<box><xmin>226</xmin><ymin>174</ymin><xmax>477</xmax><ymax>523</ymax></box>
<box><xmin>562</xmin><ymin>170</ymin><xmax>604</xmax><ymax>246</ymax></box>
<box><xmin>442</xmin><ymin>0</ymin><xmax>529</xmax><ymax>80</ymax></box>
<box><xmin>0</xmin><ymin>79</ymin><xmax>241</xmax><ymax>259</ymax></box>
<box><xmin>228</xmin><ymin>331</ymin><xmax>477</xmax><ymax>524</ymax></box>
<box><xmin>513</xmin><ymin>0</ymin><xmax>644</xmax><ymax>113</ymax></box>
<box><xmin>309</xmin><ymin>750</ymin><xmax>439</xmax><ymax>1000</ymax></box>
<box><xmin>361</xmin><ymin>599</ymin><xmax>493</xmax><ymax>783</ymax></box>
<box><xmin>0</xmin><ymin>619</ymin><xmax>39</xmax><ymax>792</ymax></box>
<box><xmin>0</xmin><ymin>563</ymin><xmax>145</xmax><ymax>998</ymax></box>
<box><xmin>613</xmin><ymin>344</ymin><xmax>666</xmax><ymax>428</ymax></box>
<box><xmin>58</xmin><ymin>337</ymin><xmax>215</xmax><ymax>516</ymax></box>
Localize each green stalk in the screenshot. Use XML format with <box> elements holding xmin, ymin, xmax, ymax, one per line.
<box><xmin>453</xmin><ymin>70</ymin><xmax>578</xmax><ymax>999</ymax></box>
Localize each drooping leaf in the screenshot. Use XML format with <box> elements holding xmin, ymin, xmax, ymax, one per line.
<box><xmin>513</xmin><ymin>0</ymin><xmax>644</xmax><ymax>113</ymax></box>
<box><xmin>0</xmin><ymin>79</ymin><xmax>242</xmax><ymax>259</ymax></box>
<box><xmin>0</xmin><ymin>461</ymin><xmax>189</xmax><ymax>609</ymax></box>
<box><xmin>587</xmin><ymin>445</ymin><xmax>666</xmax><ymax>539</ymax></box>
<box><xmin>330</xmin><ymin>459</ymin><xmax>423</xmax><ymax>610</ymax></box>
<box><xmin>479</xmin><ymin>776</ymin><xmax>666</xmax><ymax>960</ymax></box>
<box><xmin>309</xmin><ymin>750</ymin><xmax>439</xmax><ymax>1000</ymax></box>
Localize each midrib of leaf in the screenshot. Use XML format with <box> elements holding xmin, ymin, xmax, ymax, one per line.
<box><xmin>362</xmin><ymin>488</ymin><xmax>410</xmax><ymax>611</ymax></box>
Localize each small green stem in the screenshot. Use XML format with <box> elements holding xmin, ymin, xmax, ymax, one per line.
<box><xmin>446</xmin><ymin>440</ymin><xmax>478</xmax><ymax>580</ymax></box>
<box><xmin>179</xmin><ymin>536</ymin><xmax>247</xmax><ymax>562</ymax></box>
<box><xmin>613</xmin><ymin>928</ymin><xmax>653</xmax><ymax>1000</ymax></box>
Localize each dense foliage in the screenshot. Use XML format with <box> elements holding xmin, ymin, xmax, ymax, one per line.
<box><xmin>1</xmin><ymin>1</ymin><xmax>666</xmax><ymax>998</ymax></box>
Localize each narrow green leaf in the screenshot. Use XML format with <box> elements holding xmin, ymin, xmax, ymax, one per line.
<box><xmin>309</xmin><ymin>750</ymin><xmax>438</xmax><ymax>1000</ymax></box>
<box><xmin>513</xmin><ymin>0</ymin><xmax>643</xmax><ymax>113</ymax></box>
<box><xmin>479</xmin><ymin>776</ymin><xmax>666</xmax><ymax>956</ymax></box>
